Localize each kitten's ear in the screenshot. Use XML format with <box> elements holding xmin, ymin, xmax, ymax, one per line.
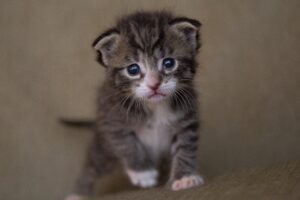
<box><xmin>92</xmin><ymin>29</ymin><xmax>120</xmax><ymax>66</ymax></box>
<box><xmin>169</xmin><ymin>17</ymin><xmax>201</xmax><ymax>50</ymax></box>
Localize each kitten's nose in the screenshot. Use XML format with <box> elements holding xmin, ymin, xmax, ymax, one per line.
<box><xmin>146</xmin><ymin>71</ymin><xmax>161</xmax><ymax>91</ymax></box>
<box><xmin>147</xmin><ymin>82</ymin><xmax>160</xmax><ymax>91</ymax></box>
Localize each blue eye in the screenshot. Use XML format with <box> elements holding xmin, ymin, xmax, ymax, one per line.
<box><xmin>127</xmin><ymin>64</ymin><xmax>140</xmax><ymax>76</ymax></box>
<box><xmin>162</xmin><ymin>58</ymin><xmax>176</xmax><ymax>70</ymax></box>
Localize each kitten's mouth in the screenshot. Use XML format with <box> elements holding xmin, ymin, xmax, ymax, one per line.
<box><xmin>147</xmin><ymin>92</ymin><xmax>166</xmax><ymax>101</ymax></box>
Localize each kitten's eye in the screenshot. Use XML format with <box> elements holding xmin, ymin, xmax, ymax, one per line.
<box><xmin>126</xmin><ymin>64</ymin><xmax>140</xmax><ymax>76</ymax></box>
<box><xmin>162</xmin><ymin>58</ymin><xmax>176</xmax><ymax>71</ymax></box>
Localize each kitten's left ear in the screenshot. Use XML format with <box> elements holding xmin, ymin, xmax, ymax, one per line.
<box><xmin>169</xmin><ymin>17</ymin><xmax>201</xmax><ymax>50</ymax></box>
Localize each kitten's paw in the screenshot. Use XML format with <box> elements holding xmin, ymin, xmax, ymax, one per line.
<box><xmin>126</xmin><ymin>169</ymin><xmax>158</xmax><ymax>188</ymax></box>
<box><xmin>171</xmin><ymin>174</ymin><xmax>204</xmax><ymax>191</ymax></box>
<box><xmin>65</xmin><ymin>194</ymin><xmax>85</xmax><ymax>200</ymax></box>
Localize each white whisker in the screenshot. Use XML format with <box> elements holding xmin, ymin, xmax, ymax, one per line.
<box><xmin>177</xmin><ymin>88</ymin><xmax>193</xmax><ymax>109</ymax></box>
<box><xmin>182</xmin><ymin>88</ymin><xmax>195</xmax><ymax>107</ymax></box>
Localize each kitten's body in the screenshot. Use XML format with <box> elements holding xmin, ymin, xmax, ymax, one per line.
<box><xmin>66</xmin><ymin>11</ymin><xmax>204</xmax><ymax>200</ymax></box>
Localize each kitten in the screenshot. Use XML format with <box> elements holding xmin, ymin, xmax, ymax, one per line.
<box><xmin>66</xmin><ymin>11</ymin><xmax>204</xmax><ymax>200</ymax></box>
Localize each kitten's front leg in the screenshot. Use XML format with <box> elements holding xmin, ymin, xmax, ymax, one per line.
<box><xmin>169</xmin><ymin>118</ymin><xmax>204</xmax><ymax>191</ymax></box>
<box><xmin>109</xmin><ymin>130</ymin><xmax>158</xmax><ymax>188</ymax></box>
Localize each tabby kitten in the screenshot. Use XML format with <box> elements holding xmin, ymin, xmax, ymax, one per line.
<box><xmin>66</xmin><ymin>11</ymin><xmax>203</xmax><ymax>200</ymax></box>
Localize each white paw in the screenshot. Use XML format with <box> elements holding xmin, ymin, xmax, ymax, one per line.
<box><xmin>65</xmin><ymin>194</ymin><xmax>84</xmax><ymax>200</ymax></box>
<box><xmin>171</xmin><ymin>174</ymin><xmax>204</xmax><ymax>191</ymax></box>
<box><xmin>126</xmin><ymin>169</ymin><xmax>158</xmax><ymax>188</ymax></box>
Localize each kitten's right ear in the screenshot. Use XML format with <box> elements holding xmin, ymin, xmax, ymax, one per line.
<box><xmin>92</xmin><ymin>29</ymin><xmax>120</xmax><ymax>66</ymax></box>
<box><xmin>169</xmin><ymin>17</ymin><xmax>201</xmax><ymax>50</ymax></box>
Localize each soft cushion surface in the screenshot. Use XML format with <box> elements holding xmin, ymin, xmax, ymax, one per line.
<box><xmin>97</xmin><ymin>161</ymin><xmax>300</xmax><ymax>200</ymax></box>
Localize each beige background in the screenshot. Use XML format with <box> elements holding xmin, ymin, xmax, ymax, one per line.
<box><xmin>0</xmin><ymin>0</ymin><xmax>299</xmax><ymax>200</ymax></box>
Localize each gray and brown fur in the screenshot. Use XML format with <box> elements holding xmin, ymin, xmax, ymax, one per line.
<box><xmin>66</xmin><ymin>11</ymin><xmax>203</xmax><ymax>199</ymax></box>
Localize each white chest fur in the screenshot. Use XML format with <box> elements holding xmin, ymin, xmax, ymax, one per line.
<box><xmin>137</xmin><ymin>102</ymin><xmax>179</xmax><ymax>161</ymax></box>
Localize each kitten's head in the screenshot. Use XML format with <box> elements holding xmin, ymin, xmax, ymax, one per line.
<box><xmin>93</xmin><ymin>11</ymin><xmax>201</xmax><ymax>104</ymax></box>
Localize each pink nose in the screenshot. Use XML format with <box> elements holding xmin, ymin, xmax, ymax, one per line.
<box><xmin>147</xmin><ymin>83</ymin><xmax>160</xmax><ymax>91</ymax></box>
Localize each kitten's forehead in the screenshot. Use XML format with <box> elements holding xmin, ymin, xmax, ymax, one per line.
<box><xmin>117</xmin><ymin>12</ymin><xmax>171</xmax><ymax>55</ymax></box>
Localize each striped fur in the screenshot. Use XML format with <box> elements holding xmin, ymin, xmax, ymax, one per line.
<box><xmin>66</xmin><ymin>11</ymin><xmax>203</xmax><ymax>199</ymax></box>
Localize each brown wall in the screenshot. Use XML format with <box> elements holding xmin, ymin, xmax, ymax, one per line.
<box><xmin>0</xmin><ymin>0</ymin><xmax>299</xmax><ymax>200</ymax></box>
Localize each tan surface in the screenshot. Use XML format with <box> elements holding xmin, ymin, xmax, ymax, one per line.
<box><xmin>0</xmin><ymin>0</ymin><xmax>300</xmax><ymax>200</ymax></box>
<box><xmin>97</xmin><ymin>161</ymin><xmax>300</xmax><ymax>200</ymax></box>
